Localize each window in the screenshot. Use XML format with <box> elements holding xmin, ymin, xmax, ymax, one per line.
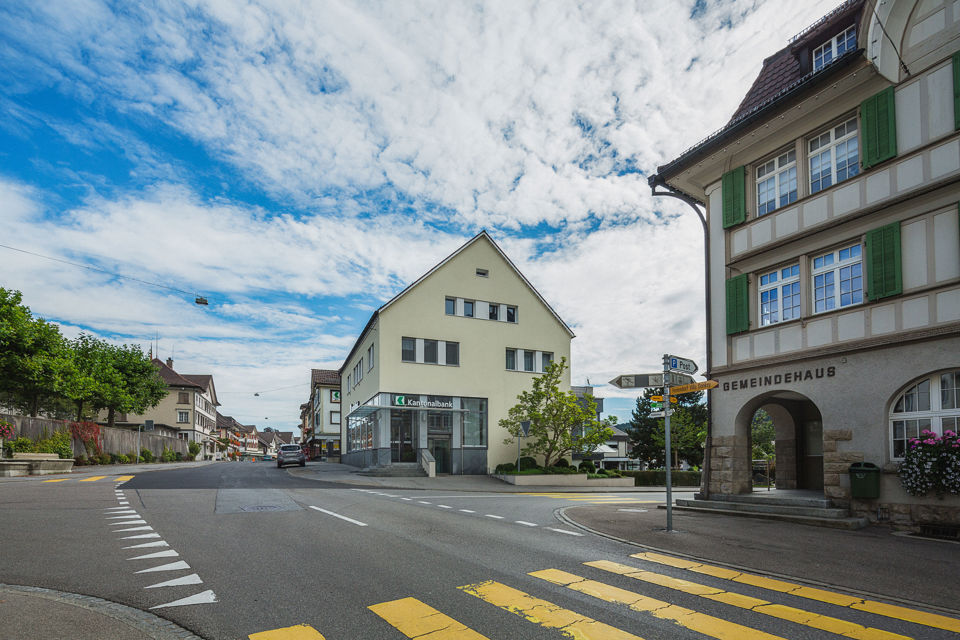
<box><xmin>347</xmin><ymin>374</ymin><xmax>351</xmax><ymax>389</ymax></box>
<box><xmin>424</xmin><ymin>339</ymin><xmax>438</xmax><ymax>364</ymax></box>
<box><xmin>758</xmin><ymin>264</ymin><xmax>800</xmax><ymax>326</ymax></box>
<box><xmin>756</xmin><ymin>150</ymin><xmax>797</xmax><ymax>216</ymax></box>
<box><xmin>177</xmin><ymin>391</ymin><xmax>189</xmax><ymax>404</ymax></box>
<box><xmin>506</xmin><ymin>306</ymin><xmax>517</xmax><ymax>323</ymax></box>
<box><xmin>506</xmin><ymin>348</ymin><xmax>517</xmax><ymax>370</ymax></box>
<box><xmin>890</xmin><ymin>371</ymin><xmax>960</xmax><ymax>458</ymax></box>
<box><xmin>177</xmin><ymin>410</ymin><xmax>189</xmax><ymax>423</ymax></box>
<box><xmin>523</xmin><ymin>350</ymin><xmax>535</xmax><ymax>372</ymax></box>
<box><xmin>367</xmin><ymin>344</ymin><xmax>374</xmax><ymax>371</ymax></box>
<box><xmin>809</xmin><ymin>118</ymin><xmax>859</xmax><ymax>194</ymax></box>
<box><xmin>445</xmin><ymin>341</ymin><xmax>459</xmax><ymax>366</ymax></box>
<box><xmin>463</xmin><ymin>300</ymin><xmax>474</xmax><ymax>317</ymax></box>
<box><xmin>401</xmin><ymin>337</ymin><xmax>416</xmax><ymax>362</ymax></box>
<box><xmin>813</xmin><ymin>25</ymin><xmax>856</xmax><ymax>71</ymax></box>
<box><xmin>489</xmin><ymin>303</ymin><xmax>499</xmax><ymax>320</ymax></box>
<box><xmin>541</xmin><ymin>352</ymin><xmax>553</xmax><ymax>370</ymax></box>
<box><xmin>476</xmin><ymin>268</ymin><xmax>488</xmax><ymax>277</ymax></box>
<box><xmin>812</xmin><ymin>244</ymin><xmax>862</xmax><ymax>313</ymax></box>
<box><xmin>330</xmin><ymin>411</ymin><xmax>340</xmax><ymax>424</ymax></box>
<box><xmin>445</xmin><ymin>297</ymin><xmax>456</xmax><ymax>315</ymax></box>
<box><xmin>462</xmin><ymin>398</ymin><xmax>487</xmax><ymax>446</ymax></box>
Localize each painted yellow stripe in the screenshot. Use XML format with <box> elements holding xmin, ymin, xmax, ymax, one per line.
<box><xmin>459</xmin><ymin>580</ymin><xmax>643</xmax><ymax>640</ymax></box>
<box><xmin>42</xmin><ymin>478</ymin><xmax>68</xmax><ymax>483</ymax></box>
<box><xmin>368</xmin><ymin>597</ymin><xmax>488</xmax><ymax>639</ymax></box>
<box><xmin>587</xmin><ymin>560</ymin><xmax>910</xmax><ymax>640</ymax></box>
<box><xmin>248</xmin><ymin>623</ymin><xmax>325</xmax><ymax>639</ymax></box>
<box><xmin>633</xmin><ymin>552</ymin><xmax>960</xmax><ymax>633</ymax></box>
<box><xmin>114</xmin><ymin>475</ymin><xmax>134</xmax><ymax>481</ymax></box>
<box><xmin>532</xmin><ymin>568</ymin><xmax>785</xmax><ymax>640</ymax></box>
<box><xmin>80</xmin><ymin>475</ymin><xmax>107</xmax><ymax>482</ymax></box>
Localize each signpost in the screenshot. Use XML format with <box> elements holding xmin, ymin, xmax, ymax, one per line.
<box><xmin>517</xmin><ymin>420</ymin><xmax>531</xmax><ymax>471</ymax></box>
<box><xmin>608</xmin><ymin>372</ymin><xmax>695</xmax><ymax>389</ymax></box>
<box><xmin>650</xmin><ymin>396</ymin><xmax>677</xmax><ymax>403</ymax></box>
<box><xmin>668</xmin><ymin>356</ymin><xmax>698</xmax><ymax>376</ymax></box>
<box><xmin>670</xmin><ymin>380</ymin><xmax>719</xmax><ymax>395</ymax></box>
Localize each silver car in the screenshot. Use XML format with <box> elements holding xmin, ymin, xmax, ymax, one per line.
<box><xmin>277</xmin><ymin>444</ymin><xmax>306</xmax><ymax>468</ymax></box>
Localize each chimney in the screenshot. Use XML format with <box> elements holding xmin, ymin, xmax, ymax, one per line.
<box><xmin>166</xmin><ymin>357</ymin><xmax>174</xmax><ymax>369</ymax></box>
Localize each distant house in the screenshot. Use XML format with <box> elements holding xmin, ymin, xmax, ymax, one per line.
<box><xmin>302</xmin><ymin>369</ymin><xmax>341</xmax><ymax>461</ymax></box>
<box><xmin>259</xmin><ymin>430</ymin><xmax>280</xmax><ymax>457</ymax></box>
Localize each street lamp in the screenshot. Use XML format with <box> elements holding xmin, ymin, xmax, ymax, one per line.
<box><xmin>648</xmin><ymin>175</ymin><xmax>714</xmax><ymax>499</ymax></box>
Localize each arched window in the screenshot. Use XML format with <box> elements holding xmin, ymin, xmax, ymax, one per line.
<box><xmin>890</xmin><ymin>370</ymin><xmax>960</xmax><ymax>458</ymax></box>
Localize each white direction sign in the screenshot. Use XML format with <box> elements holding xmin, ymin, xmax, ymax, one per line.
<box><xmin>648</xmin><ymin>410</ymin><xmax>674</xmax><ymax>419</ymax></box>
<box><xmin>666</xmin><ymin>354</ymin><xmax>698</xmax><ymax>376</ymax></box>
<box><xmin>609</xmin><ymin>372</ymin><xmax>695</xmax><ymax>389</ymax></box>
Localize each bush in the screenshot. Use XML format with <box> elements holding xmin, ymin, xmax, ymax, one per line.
<box><xmin>140</xmin><ymin>448</ymin><xmax>154</xmax><ymax>463</ymax></box>
<box><xmin>554</xmin><ymin>458</ymin><xmax>570</xmax><ymax>468</ymax></box>
<box><xmin>495</xmin><ymin>462</ymin><xmax>516</xmax><ymax>474</ymax></box>
<box><xmin>35</xmin><ymin>429</ymin><xmax>73</xmax><ymax>459</ymax></box>
<box><xmin>87</xmin><ymin>454</ymin><xmax>100</xmax><ymax>465</ymax></box>
<box><xmin>518</xmin><ymin>456</ymin><xmax>539</xmax><ymax>471</ymax></box>
<box><xmin>99</xmin><ymin>453</ymin><xmax>112</xmax><ymax>465</ymax></box>
<box><xmin>115</xmin><ymin>454</ymin><xmax>129</xmax><ymax>464</ymax></box>
<box><xmin>621</xmin><ymin>470</ymin><xmax>702</xmax><ymax>486</ymax></box>
<box><xmin>578</xmin><ymin>460</ymin><xmax>596</xmax><ymax>473</ymax></box>
<box><xmin>161</xmin><ymin>447</ymin><xmax>176</xmax><ymax>463</ymax></box>
<box><xmin>188</xmin><ymin>441</ymin><xmax>201</xmax><ymax>459</ymax></box>
<box><xmin>543</xmin><ymin>465</ymin><xmax>579</xmax><ymax>474</ymax></box>
<box><xmin>5</xmin><ymin>436</ymin><xmax>34</xmax><ymax>456</ymax></box>
<box><xmin>175</xmin><ymin>451</ymin><xmax>183</xmax><ymax>461</ymax></box>
<box><xmin>74</xmin><ymin>455</ymin><xmax>87</xmax><ymax>466</ymax></box>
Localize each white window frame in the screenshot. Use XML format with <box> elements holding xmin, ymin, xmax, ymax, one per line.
<box><xmin>808</xmin><ymin>118</ymin><xmax>859</xmax><ymax>194</ymax></box>
<box><xmin>367</xmin><ymin>344</ymin><xmax>374</xmax><ymax>371</ymax></box>
<box><xmin>177</xmin><ymin>410</ymin><xmax>189</xmax><ymax>424</ymax></box>
<box><xmin>811</xmin><ymin>243</ymin><xmax>862</xmax><ymax>314</ymax></box>
<box><xmin>756</xmin><ymin>149</ymin><xmax>797</xmax><ymax>216</ymax></box>
<box><xmin>813</xmin><ymin>25</ymin><xmax>856</xmax><ymax>71</ymax></box>
<box><xmin>890</xmin><ymin>371</ymin><xmax>960</xmax><ymax>459</ymax></box>
<box><xmin>444</xmin><ymin>297</ymin><xmax>455</xmax><ymax>315</ymax></box>
<box><xmin>505</xmin><ymin>348</ymin><xmax>517</xmax><ymax>370</ymax></box>
<box><xmin>758</xmin><ymin>263</ymin><xmax>800</xmax><ymax>326</ymax></box>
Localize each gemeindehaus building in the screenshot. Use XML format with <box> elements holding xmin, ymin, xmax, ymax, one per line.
<box><xmin>339</xmin><ymin>231</ymin><xmax>574</xmax><ymax>474</ymax></box>
<box><xmin>652</xmin><ymin>0</ymin><xmax>960</xmax><ymax>525</ymax></box>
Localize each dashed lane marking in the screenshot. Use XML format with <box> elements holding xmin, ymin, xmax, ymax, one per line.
<box><xmin>369</xmin><ymin>597</ymin><xmax>489</xmax><ymax>639</ymax></box>
<box><xmin>308</xmin><ymin>506</ymin><xmax>367</xmax><ymax>527</ymax></box>
<box><xmin>634</xmin><ymin>552</ymin><xmax>960</xmax><ymax>633</ymax></box>
<box><xmin>459</xmin><ymin>580</ymin><xmax>644</xmax><ymax>640</ymax></box>
<box><xmin>42</xmin><ymin>478</ymin><xmax>68</xmax><ymax>483</ymax></box>
<box><xmin>114</xmin><ymin>475</ymin><xmax>134</xmax><ymax>481</ymax></box>
<box><xmin>547</xmin><ymin>527</ymin><xmax>583</xmax><ymax>536</ymax></box>
<box><xmin>588</xmin><ymin>559</ymin><xmax>909</xmax><ymax>640</ymax></box>
<box><xmin>515</xmin><ymin>521</ymin><xmax>538</xmax><ymax>527</ymax></box>
<box><xmin>248</xmin><ymin>623</ymin><xmax>326</xmax><ymax>639</ymax></box>
<box><xmin>80</xmin><ymin>475</ymin><xmax>107</xmax><ymax>482</ymax></box>
<box><xmin>531</xmin><ymin>568</ymin><xmax>786</xmax><ymax>640</ymax></box>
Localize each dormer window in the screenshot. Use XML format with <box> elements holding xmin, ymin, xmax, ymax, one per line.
<box><xmin>813</xmin><ymin>25</ymin><xmax>856</xmax><ymax>71</ymax></box>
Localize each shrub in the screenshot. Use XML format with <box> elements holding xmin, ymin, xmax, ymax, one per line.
<box><xmin>543</xmin><ymin>465</ymin><xmax>578</xmax><ymax>474</ymax></box>
<box><xmin>175</xmin><ymin>451</ymin><xmax>183</xmax><ymax>461</ymax></box>
<box><xmin>578</xmin><ymin>460</ymin><xmax>596</xmax><ymax>473</ymax></box>
<box><xmin>140</xmin><ymin>448</ymin><xmax>154</xmax><ymax>463</ymax></box>
<box><xmin>74</xmin><ymin>455</ymin><xmax>87</xmax><ymax>466</ymax></box>
<box><xmin>554</xmin><ymin>458</ymin><xmax>570</xmax><ymax>468</ymax></box>
<box><xmin>621</xmin><ymin>470</ymin><xmax>702</xmax><ymax>487</ymax></box>
<box><xmin>35</xmin><ymin>429</ymin><xmax>73</xmax><ymax>459</ymax></box>
<box><xmin>115</xmin><ymin>454</ymin><xmax>129</xmax><ymax>464</ymax></box>
<box><xmin>0</xmin><ymin>418</ymin><xmax>15</xmax><ymax>441</ymax></box>
<box><xmin>495</xmin><ymin>462</ymin><xmax>516</xmax><ymax>474</ymax></box>
<box><xmin>87</xmin><ymin>455</ymin><xmax>100</xmax><ymax>465</ymax></box>
<box><xmin>518</xmin><ymin>456</ymin><xmax>539</xmax><ymax>471</ymax></box>
<box><xmin>98</xmin><ymin>453</ymin><xmax>112</xmax><ymax>465</ymax></box>
<box><xmin>161</xmin><ymin>447</ymin><xmax>176</xmax><ymax>463</ymax></box>
<box><xmin>188</xmin><ymin>441</ymin><xmax>201</xmax><ymax>459</ymax></box>
<box><xmin>5</xmin><ymin>436</ymin><xmax>34</xmax><ymax>456</ymax></box>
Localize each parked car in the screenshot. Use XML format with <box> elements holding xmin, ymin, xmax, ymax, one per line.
<box><xmin>277</xmin><ymin>444</ymin><xmax>305</xmax><ymax>468</ymax></box>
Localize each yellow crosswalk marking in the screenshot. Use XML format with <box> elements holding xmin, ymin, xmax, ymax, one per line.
<box><xmin>459</xmin><ymin>580</ymin><xmax>643</xmax><ymax>640</ymax></box>
<box><xmin>42</xmin><ymin>478</ymin><xmax>68</xmax><ymax>483</ymax></box>
<box><xmin>633</xmin><ymin>552</ymin><xmax>960</xmax><ymax>633</ymax></box>
<box><xmin>248</xmin><ymin>623</ymin><xmax>325</xmax><ymax>639</ymax></box>
<box><xmin>80</xmin><ymin>475</ymin><xmax>107</xmax><ymax>482</ymax></box>
<box><xmin>587</xmin><ymin>560</ymin><xmax>909</xmax><ymax>640</ymax></box>
<box><xmin>369</xmin><ymin>597</ymin><xmax>488</xmax><ymax>639</ymax></box>
<box><xmin>532</xmin><ymin>568</ymin><xmax>785</xmax><ymax>640</ymax></box>
<box><xmin>114</xmin><ymin>475</ymin><xmax>134</xmax><ymax>481</ymax></box>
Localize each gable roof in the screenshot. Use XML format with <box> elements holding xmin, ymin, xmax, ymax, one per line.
<box><xmin>340</xmin><ymin>231</ymin><xmax>574</xmax><ymax>371</ymax></box>
<box><xmin>152</xmin><ymin>358</ymin><xmax>202</xmax><ymax>390</ymax></box>
<box><xmin>311</xmin><ymin>369</ymin><xmax>340</xmax><ymax>386</ymax></box>
<box><xmin>276</xmin><ymin>431</ymin><xmax>293</xmax><ymax>444</ymax></box>
<box><xmin>182</xmin><ymin>374</ymin><xmax>220</xmax><ymax>406</ymax></box>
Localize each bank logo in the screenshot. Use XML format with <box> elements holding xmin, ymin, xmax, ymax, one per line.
<box><xmin>395</xmin><ymin>396</ymin><xmax>405</xmax><ymax>406</ymax></box>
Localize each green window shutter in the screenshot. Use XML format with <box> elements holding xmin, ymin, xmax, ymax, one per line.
<box><xmin>953</xmin><ymin>52</ymin><xmax>960</xmax><ymax>130</ymax></box>
<box><xmin>861</xmin><ymin>87</ymin><xmax>897</xmax><ymax>169</ymax></box>
<box><xmin>725</xmin><ymin>274</ymin><xmax>749</xmax><ymax>335</ymax></box>
<box><xmin>866</xmin><ymin>222</ymin><xmax>902</xmax><ymax>301</ymax></box>
<box><xmin>721</xmin><ymin>166</ymin><xmax>746</xmax><ymax>229</ymax></box>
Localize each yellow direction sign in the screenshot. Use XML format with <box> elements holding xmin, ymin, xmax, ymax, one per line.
<box><xmin>671</xmin><ymin>380</ymin><xmax>720</xmax><ymax>395</ymax></box>
<box><xmin>650</xmin><ymin>396</ymin><xmax>678</xmax><ymax>403</ymax></box>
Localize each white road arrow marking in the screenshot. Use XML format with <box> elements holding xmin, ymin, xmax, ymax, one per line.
<box><xmin>144</xmin><ymin>574</ymin><xmax>203</xmax><ymax>589</ymax></box>
<box><xmin>114</xmin><ymin>526</ymin><xmax>153</xmax><ymax>532</ymax></box>
<box><xmin>123</xmin><ymin>541</ymin><xmax>169</xmax><ymax>549</ymax></box>
<box><xmin>120</xmin><ymin>533</ymin><xmax>160</xmax><ymax>540</ymax></box>
<box><xmin>135</xmin><ymin>561</ymin><xmax>190</xmax><ymax>573</ymax></box>
<box><xmin>128</xmin><ymin>550</ymin><xmax>179</xmax><ymax>560</ymax></box>
<box><xmin>149</xmin><ymin>589</ymin><xmax>217</xmax><ymax>609</ymax></box>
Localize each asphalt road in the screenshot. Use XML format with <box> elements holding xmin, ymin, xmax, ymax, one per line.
<box><xmin>1</xmin><ymin>464</ymin><xmax>955</xmax><ymax>640</ymax></box>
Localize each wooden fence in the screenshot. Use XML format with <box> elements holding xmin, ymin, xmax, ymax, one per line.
<box><xmin>1</xmin><ymin>414</ymin><xmax>189</xmax><ymax>459</ymax></box>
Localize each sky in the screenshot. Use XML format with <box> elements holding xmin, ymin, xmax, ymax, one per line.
<box><xmin>0</xmin><ymin>0</ymin><xmax>839</xmax><ymax>429</ymax></box>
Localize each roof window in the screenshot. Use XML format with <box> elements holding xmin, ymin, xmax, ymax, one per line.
<box><xmin>813</xmin><ymin>25</ymin><xmax>856</xmax><ymax>72</ymax></box>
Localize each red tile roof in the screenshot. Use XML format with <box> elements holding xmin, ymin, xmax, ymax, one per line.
<box><xmin>152</xmin><ymin>358</ymin><xmax>202</xmax><ymax>389</ymax></box>
<box><xmin>311</xmin><ymin>369</ymin><xmax>340</xmax><ymax>386</ymax></box>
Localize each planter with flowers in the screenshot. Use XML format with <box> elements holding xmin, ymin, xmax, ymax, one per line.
<box><xmin>898</xmin><ymin>429</ymin><xmax>960</xmax><ymax>497</ymax></box>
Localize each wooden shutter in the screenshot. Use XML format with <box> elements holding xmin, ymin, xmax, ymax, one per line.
<box><xmin>866</xmin><ymin>222</ymin><xmax>902</xmax><ymax>301</ymax></box>
<box><xmin>721</xmin><ymin>166</ymin><xmax>746</xmax><ymax>229</ymax></box>
<box><xmin>861</xmin><ymin>87</ymin><xmax>897</xmax><ymax>169</ymax></box>
<box><xmin>953</xmin><ymin>52</ymin><xmax>960</xmax><ymax>130</ymax></box>
<box><xmin>725</xmin><ymin>274</ymin><xmax>749</xmax><ymax>335</ymax></box>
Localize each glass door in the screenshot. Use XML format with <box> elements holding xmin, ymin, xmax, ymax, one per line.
<box><xmin>390</xmin><ymin>410</ymin><xmax>415</xmax><ymax>462</ymax></box>
<box><xmin>429</xmin><ymin>436</ymin><xmax>451</xmax><ymax>474</ymax></box>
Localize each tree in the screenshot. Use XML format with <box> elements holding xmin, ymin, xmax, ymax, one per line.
<box><xmin>751</xmin><ymin>409</ymin><xmax>775</xmax><ymax>460</ymax></box>
<box><xmin>627</xmin><ymin>388</ymin><xmax>706</xmax><ymax>468</ymax></box>
<box><xmin>0</xmin><ymin>288</ymin><xmax>71</xmax><ymax>416</ymax></box>
<box><xmin>90</xmin><ymin>343</ymin><xmax>168</xmax><ymax>430</ymax></box>
<box><xmin>61</xmin><ymin>333</ymin><xmax>113</xmax><ymax>421</ymax></box>
<box><xmin>500</xmin><ymin>358</ymin><xmax>616</xmax><ymax>467</ymax></box>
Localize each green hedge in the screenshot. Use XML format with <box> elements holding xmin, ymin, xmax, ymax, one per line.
<box><xmin>621</xmin><ymin>470</ymin><xmax>701</xmax><ymax>486</ymax></box>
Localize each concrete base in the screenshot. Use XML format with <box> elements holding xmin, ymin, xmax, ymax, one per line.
<box><xmin>494</xmin><ymin>473</ymin><xmax>634</xmax><ymax>486</ymax></box>
<box><xmin>0</xmin><ymin>458</ymin><xmax>74</xmax><ymax>476</ymax></box>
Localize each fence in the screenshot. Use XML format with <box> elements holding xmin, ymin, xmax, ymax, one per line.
<box><xmin>1</xmin><ymin>414</ymin><xmax>189</xmax><ymax>459</ymax></box>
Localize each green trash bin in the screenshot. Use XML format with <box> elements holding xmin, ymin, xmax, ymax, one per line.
<box><xmin>849</xmin><ymin>462</ymin><xmax>880</xmax><ymax>499</ymax></box>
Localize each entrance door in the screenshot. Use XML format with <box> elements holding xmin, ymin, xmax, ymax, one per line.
<box><xmin>391</xmin><ymin>410</ymin><xmax>415</xmax><ymax>462</ymax></box>
<box><xmin>800</xmin><ymin>419</ymin><xmax>824</xmax><ymax>490</ymax></box>
<box><xmin>429</xmin><ymin>437</ymin><xmax>451</xmax><ymax>474</ymax></box>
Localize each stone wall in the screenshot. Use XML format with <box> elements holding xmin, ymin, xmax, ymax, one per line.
<box><xmin>707</xmin><ymin>434</ymin><xmax>752</xmax><ymax>495</ymax></box>
<box><xmin>823</xmin><ymin>429</ymin><xmax>860</xmax><ymax>502</ymax></box>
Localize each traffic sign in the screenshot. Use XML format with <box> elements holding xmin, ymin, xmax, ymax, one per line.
<box><xmin>666</xmin><ymin>354</ymin><xmax>698</xmax><ymax>375</ymax></box>
<box><xmin>670</xmin><ymin>380</ymin><xmax>720</xmax><ymax>395</ymax></box>
<box><xmin>650</xmin><ymin>396</ymin><xmax>678</xmax><ymax>403</ymax></box>
<box><xmin>609</xmin><ymin>372</ymin><xmax>695</xmax><ymax>389</ymax></box>
<box><xmin>649</xmin><ymin>410</ymin><xmax>674</xmax><ymax>419</ymax></box>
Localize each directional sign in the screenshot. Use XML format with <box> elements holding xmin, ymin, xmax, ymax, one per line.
<box><xmin>650</xmin><ymin>396</ymin><xmax>678</xmax><ymax>403</ymax></box>
<box><xmin>671</xmin><ymin>380</ymin><xmax>720</xmax><ymax>395</ymax></box>
<box><xmin>666</xmin><ymin>355</ymin><xmax>698</xmax><ymax>376</ymax></box>
<box><xmin>649</xmin><ymin>410</ymin><xmax>674</xmax><ymax>419</ymax></box>
<box><xmin>609</xmin><ymin>372</ymin><xmax>695</xmax><ymax>389</ymax></box>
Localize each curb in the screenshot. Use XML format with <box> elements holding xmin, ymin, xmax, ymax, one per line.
<box><xmin>0</xmin><ymin>584</ymin><xmax>205</xmax><ymax>640</ymax></box>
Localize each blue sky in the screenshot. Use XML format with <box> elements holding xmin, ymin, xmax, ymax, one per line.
<box><xmin>0</xmin><ymin>1</ymin><xmax>837</xmax><ymax>428</ymax></box>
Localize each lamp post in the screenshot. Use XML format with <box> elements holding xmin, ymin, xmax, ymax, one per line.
<box><xmin>648</xmin><ymin>175</ymin><xmax>713</xmax><ymax>499</ymax></box>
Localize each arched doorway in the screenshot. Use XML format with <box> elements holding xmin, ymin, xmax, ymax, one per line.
<box><xmin>738</xmin><ymin>391</ymin><xmax>824</xmax><ymax>492</ymax></box>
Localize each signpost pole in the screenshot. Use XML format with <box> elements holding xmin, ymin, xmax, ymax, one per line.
<box><xmin>662</xmin><ymin>354</ymin><xmax>673</xmax><ymax>532</ymax></box>
<box><xmin>137</xmin><ymin>425</ymin><xmax>142</xmax><ymax>463</ymax></box>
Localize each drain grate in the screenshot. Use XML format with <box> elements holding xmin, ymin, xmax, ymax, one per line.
<box><xmin>918</xmin><ymin>524</ymin><xmax>960</xmax><ymax>540</ymax></box>
<box><xmin>240</xmin><ymin>505</ymin><xmax>283</xmax><ymax>512</ymax></box>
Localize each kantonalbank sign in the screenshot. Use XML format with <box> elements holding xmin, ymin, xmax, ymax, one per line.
<box><xmin>721</xmin><ymin>366</ymin><xmax>836</xmax><ymax>392</ymax></box>
<box><xmin>393</xmin><ymin>396</ymin><xmax>454</xmax><ymax>409</ymax></box>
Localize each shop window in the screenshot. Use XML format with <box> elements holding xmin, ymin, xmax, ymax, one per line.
<box><xmin>890</xmin><ymin>371</ymin><xmax>960</xmax><ymax>458</ymax></box>
<box><xmin>462</xmin><ymin>398</ymin><xmax>487</xmax><ymax>446</ymax></box>
<box><xmin>401</xmin><ymin>337</ymin><xmax>416</xmax><ymax>362</ymax></box>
